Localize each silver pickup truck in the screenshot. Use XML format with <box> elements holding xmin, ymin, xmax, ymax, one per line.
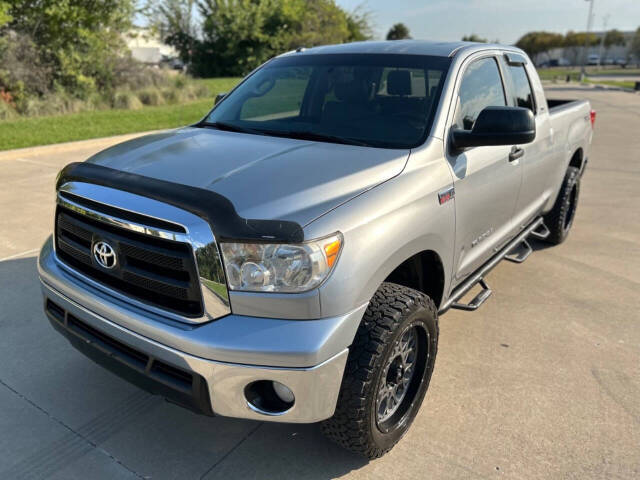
<box><xmin>38</xmin><ymin>40</ymin><xmax>594</xmax><ymax>458</ymax></box>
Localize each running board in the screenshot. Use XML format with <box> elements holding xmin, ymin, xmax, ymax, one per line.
<box><xmin>451</xmin><ymin>279</ymin><xmax>492</xmax><ymax>311</ymax></box>
<box><xmin>505</xmin><ymin>239</ymin><xmax>532</xmax><ymax>263</ymax></box>
<box><xmin>529</xmin><ymin>222</ymin><xmax>550</xmax><ymax>241</ymax></box>
<box><xmin>439</xmin><ymin>217</ymin><xmax>545</xmax><ymax>315</ymax></box>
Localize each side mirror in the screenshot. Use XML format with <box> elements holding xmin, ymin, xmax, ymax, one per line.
<box><xmin>215</xmin><ymin>92</ymin><xmax>227</xmax><ymax>105</ymax></box>
<box><xmin>451</xmin><ymin>106</ymin><xmax>535</xmax><ymax>149</ymax></box>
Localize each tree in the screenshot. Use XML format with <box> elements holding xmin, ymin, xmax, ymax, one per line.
<box><xmin>345</xmin><ymin>7</ymin><xmax>372</xmax><ymax>42</ymax></box>
<box><xmin>515</xmin><ymin>31</ymin><xmax>564</xmax><ymax>64</ymax></box>
<box><xmin>151</xmin><ymin>0</ymin><xmax>373</xmax><ymax>77</ymax></box>
<box><xmin>386</xmin><ymin>23</ymin><xmax>411</xmax><ymax>41</ymax></box>
<box><xmin>0</xmin><ymin>1</ymin><xmax>11</xmax><ymax>28</ymax></box>
<box><xmin>145</xmin><ymin>0</ymin><xmax>199</xmax><ymax>66</ymax></box>
<box><xmin>563</xmin><ymin>31</ymin><xmax>599</xmax><ymax>65</ymax></box>
<box><xmin>462</xmin><ymin>34</ymin><xmax>487</xmax><ymax>43</ymax></box>
<box><xmin>3</xmin><ymin>0</ymin><xmax>135</xmax><ymax>96</ymax></box>
<box><xmin>603</xmin><ymin>29</ymin><xmax>626</xmax><ymax>60</ymax></box>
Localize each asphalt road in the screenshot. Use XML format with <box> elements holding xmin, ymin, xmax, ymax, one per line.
<box><xmin>1</xmin><ymin>86</ymin><xmax>639</xmax><ymax>479</ymax></box>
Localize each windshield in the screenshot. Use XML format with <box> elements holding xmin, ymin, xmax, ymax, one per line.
<box><xmin>203</xmin><ymin>53</ymin><xmax>451</xmax><ymax>149</ymax></box>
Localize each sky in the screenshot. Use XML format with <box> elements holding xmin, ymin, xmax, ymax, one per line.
<box><xmin>337</xmin><ymin>0</ymin><xmax>640</xmax><ymax>44</ymax></box>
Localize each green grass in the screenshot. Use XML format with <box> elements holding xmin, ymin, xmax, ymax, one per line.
<box><xmin>537</xmin><ymin>68</ymin><xmax>581</xmax><ymax>81</ymax></box>
<box><xmin>191</xmin><ymin>77</ymin><xmax>242</xmax><ymax>95</ymax></box>
<box><xmin>585</xmin><ymin>79</ymin><xmax>636</xmax><ymax>89</ymax></box>
<box><xmin>536</xmin><ymin>67</ymin><xmax>637</xmax><ymax>89</ymax></box>
<box><xmin>201</xmin><ymin>278</ymin><xmax>229</xmax><ymax>300</ymax></box>
<box><xmin>537</xmin><ymin>67</ymin><xmax>640</xmax><ymax>82</ymax></box>
<box><xmin>0</xmin><ymin>77</ymin><xmax>242</xmax><ymax>151</ymax></box>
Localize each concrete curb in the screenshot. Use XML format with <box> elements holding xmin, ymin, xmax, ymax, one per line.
<box><xmin>0</xmin><ymin>129</ymin><xmax>164</xmax><ymax>161</ymax></box>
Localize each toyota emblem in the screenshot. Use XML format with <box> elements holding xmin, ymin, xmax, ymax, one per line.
<box><xmin>93</xmin><ymin>241</ymin><xmax>117</xmax><ymax>269</ymax></box>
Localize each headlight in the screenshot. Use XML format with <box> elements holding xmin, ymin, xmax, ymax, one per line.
<box><xmin>220</xmin><ymin>233</ymin><xmax>342</xmax><ymax>293</ymax></box>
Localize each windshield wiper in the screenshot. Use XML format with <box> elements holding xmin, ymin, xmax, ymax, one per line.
<box><xmin>202</xmin><ymin>122</ymin><xmax>370</xmax><ymax>147</ymax></box>
<box><xmin>201</xmin><ymin>121</ymin><xmax>266</xmax><ymax>136</ymax></box>
<box><xmin>277</xmin><ymin>130</ymin><xmax>371</xmax><ymax>147</ymax></box>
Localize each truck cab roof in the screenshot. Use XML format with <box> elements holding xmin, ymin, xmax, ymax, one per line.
<box><xmin>282</xmin><ymin>40</ymin><xmax>522</xmax><ymax>59</ymax></box>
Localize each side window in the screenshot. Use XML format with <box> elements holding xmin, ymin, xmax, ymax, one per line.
<box><xmin>454</xmin><ymin>58</ymin><xmax>506</xmax><ymax>130</ymax></box>
<box><xmin>507</xmin><ymin>64</ymin><xmax>535</xmax><ymax>113</ymax></box>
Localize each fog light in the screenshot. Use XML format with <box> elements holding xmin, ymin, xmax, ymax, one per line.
<box><xmin>245</xmin><ymin>380</ymin><xmax>294</xmax><ymax>415</ymax></box>
<box><xmin>272</xmin><ymin>381</ymin><xmax>295</xmax><ymax>404</ymax></box>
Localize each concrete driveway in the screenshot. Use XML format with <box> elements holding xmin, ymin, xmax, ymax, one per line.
<box><xmin>1</xmin><ymin>86</ymin><xmax>639</xmax><ymax>479</ymax></box>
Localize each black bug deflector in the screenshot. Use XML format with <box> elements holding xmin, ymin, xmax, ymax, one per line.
<box><xmin>56</xmin><ymin>162</ymin><xmax>305</xmax><ymax>243</ymax></box>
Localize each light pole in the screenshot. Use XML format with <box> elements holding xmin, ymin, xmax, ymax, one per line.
<box><xmin>597</xmin><ymin>14</ymin><xmax>610</xmax><ymax>67</ymax></box>
<box><xmin>580</xmin><ymin>0</ymin><xmax>595</xmax><ymax>82</ymax></box>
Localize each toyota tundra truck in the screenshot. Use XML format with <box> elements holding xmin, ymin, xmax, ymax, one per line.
<box><xmin>38</xmin><ymin>40</ymin><xmax>594</xmax><ymax>458</ymax></box>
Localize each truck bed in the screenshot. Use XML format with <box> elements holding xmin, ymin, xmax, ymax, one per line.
<box><xmin>547</xmin><ymin>98</ymin><xmax>585</xmax><ymax>111</ymax></box>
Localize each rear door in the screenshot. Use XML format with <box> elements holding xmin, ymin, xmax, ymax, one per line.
<box><xmin>500</xmin><ymin>54</ymin><xmax>556</xmax><ymax>226</ymax></box>
<box><xmin>446</xmin><ymin>55</ymin><xmax>523</xmax><ymax>285</ymax></box>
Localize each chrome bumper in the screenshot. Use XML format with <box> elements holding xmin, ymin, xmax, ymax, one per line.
<box><xmin>39</xmin><ymin>236</ymin><xmax>365</xmax><ymax>423</ymax></box>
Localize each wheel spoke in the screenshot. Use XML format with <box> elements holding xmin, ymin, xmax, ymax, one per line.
<box><xmin>376</xmin><ymin>326</ymin><xmax>422</xmax><ymax>423</ymax></box>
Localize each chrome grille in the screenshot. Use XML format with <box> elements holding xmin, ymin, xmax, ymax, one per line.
<box><xmin>55</xmin><ymin>205</ymin><xmax>203</xmax><ymax>317</ymax></box>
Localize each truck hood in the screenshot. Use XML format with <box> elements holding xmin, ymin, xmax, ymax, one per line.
<box><xmin>87</xmin><ymin>127</ymin><xmax>409</xmax><ymax>226</ymax></box>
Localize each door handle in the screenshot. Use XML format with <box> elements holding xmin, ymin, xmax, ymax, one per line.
<box><xmin>509</xmin><ymin>146</ymin><xmax>524</xmax><ymax>162</ymax></box>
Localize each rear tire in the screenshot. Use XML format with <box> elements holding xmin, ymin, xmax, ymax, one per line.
<box><xmin>543</xmin><ymin>166</ymin><xmax>580</xmax><ymax>245</ymax></box>
<box><xmin>321</xmin><ymin>283</ymin><xmax>438</xmax><ymax>459</ymax></box>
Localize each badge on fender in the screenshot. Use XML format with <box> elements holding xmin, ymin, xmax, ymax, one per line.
<box><xmin>438</xmin><ymin>186</ymin><xmax>455</xmax><ymax>205</ymax></box>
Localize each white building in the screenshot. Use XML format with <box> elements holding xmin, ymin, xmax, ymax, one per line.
<box><xmin>544</xmin><ymin>30</ymin><xmax>636</xmax><ymax>66</ymax></box>
<box><xmin>126</xmin><ymin>28</ymin><xmax>178</xmax><ymax>65</ymax></box>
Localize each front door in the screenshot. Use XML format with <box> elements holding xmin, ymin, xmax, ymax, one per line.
<box><xmin>447</xmin><ymin>55</ymin><xmax>523</xmax><ymax>285</ymax></box>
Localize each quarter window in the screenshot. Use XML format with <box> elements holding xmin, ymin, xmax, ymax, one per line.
<box><xmin>507</xmin><ymin>64</ymin><xmax>535</xmax><ymax>112</ymax></box>
<box><xmin>454</xmin><ymin>57</ymin><xmax>506</xmax><ymax>131</ymax></box>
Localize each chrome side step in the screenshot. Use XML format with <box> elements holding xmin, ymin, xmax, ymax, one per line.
<box><xmin>440</xmin><ymin>217</ymin><xmax>546</xmax><ymax>315</ymax></box>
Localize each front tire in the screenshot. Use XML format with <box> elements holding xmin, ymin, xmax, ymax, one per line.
<box><xmin>543</xmin><ymin>166</ymin><xmax>581</xmax><ymax>245</ymax></box>
<box><xmin>321</xmin><ymin>283</ymin><xmax>439</xmax><ymax>459</ymax></box>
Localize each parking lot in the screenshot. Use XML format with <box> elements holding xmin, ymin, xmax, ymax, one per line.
<box><xmin>1</xmin><ymin>85</ymin><xmax>639</xmax><ymax>479</ymax></box>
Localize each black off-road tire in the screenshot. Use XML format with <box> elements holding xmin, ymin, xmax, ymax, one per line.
<box><xmin>321</xmin><ymin>282</ymin><xmax>439</xmax><ymax>459</ymax></box>
<box><xmin>543</xmin><ymin>166</ymin><xmax>581</xmax><ymax>245</ymax></box>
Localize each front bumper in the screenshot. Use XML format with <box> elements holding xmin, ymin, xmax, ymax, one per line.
<box><xmin>39</xmin><ymin>236</ymin><xmax>365</xmax><ymax>423</ymax></box>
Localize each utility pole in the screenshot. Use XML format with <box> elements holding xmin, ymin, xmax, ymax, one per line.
<box><xmin>580</xmin><ymin>0</ymin><xmax>595</xmax><ymax>82</ymax></box>
<box><xmin>597</xmin><ymin>14</ymin><xmax>610</xmax><ymax>67</ymax></box>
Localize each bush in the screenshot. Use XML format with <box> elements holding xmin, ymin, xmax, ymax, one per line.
<box><xmin>113</xmin><ymin>56</ymin><xmax>171</xmax><ymax>91</ymax></box>
<box><xmin>0</xmin><ymin>99</ymin><xmax>17</xmax><ymax>120</ymax></box>
<box><xmin>161</xmin><ymin>87</ymin><xmax>185</xmax><ymax>104</ymax></box>
<box><xmin>137</xmin><ymin>88</ymin><xmax>165</xmax><ymax>106</ymax></box>
<box><xmin>22</xmin><ymin>91</ymin><xmax>89</xmax><ymax>117</ymax></box>
<box><xmin>179</xmin><ymin>83</ymin><xmax>211</xmax><ymax>102</ymax></box>
<box><xmin>193</xmin><ymin>83</ymin><xmax>211</xmax><ymax>98</ymax></box>
<box><xmin>173</xmin><ymin>75</ymin><xmax>188</xmax><ymax>89</ymax></box>
<box><xmin>112</xmin><ymin>91</ymin><xmax>143</xmax><ymax>110</ymax></box>
<box><xmin>0</xmin><ymin>31</ymin><xmax>53</xmax><ymax>107</ymax></box>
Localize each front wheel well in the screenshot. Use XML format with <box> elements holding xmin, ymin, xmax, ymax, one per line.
<box><xmin>384</xmin><ymin>250</ymin><xmax>445</xmax><ymax>308</ymax></box>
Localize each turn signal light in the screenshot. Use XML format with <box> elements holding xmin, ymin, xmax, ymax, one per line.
<box><xmin>324</xmin><ymin>238</ymin><xmax>342</xmax><ymax>267</ymax></box>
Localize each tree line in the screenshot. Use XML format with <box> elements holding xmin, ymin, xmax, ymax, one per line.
<box><xmin>0</xmin><ymin>0</ymin><xmax>373</xmax><ymax>116</ymax></box>
<box><xmin>148</xmin><ymin>0</ymin><xmax>372</xmax><ymax>77</ymax></box>
<box><xmin>514</xmin><ymin>30</ymin><xmax>633</xmax><ymax>64</ymax></box>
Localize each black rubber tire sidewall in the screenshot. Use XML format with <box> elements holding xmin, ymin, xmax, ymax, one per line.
<box><xmin>543</xmin><ymin>166</ymin><xmax>581</xmax><ymax>245</ymax></box>
<box><xmin>321</xmin><ymin>283</ymin><xmax>439</xmax><ymax>458</ymax></box>
<box><xmin>369</xmin><ymin>306</ymin><xmax>438</xmax><ymax>451</ymax></box>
